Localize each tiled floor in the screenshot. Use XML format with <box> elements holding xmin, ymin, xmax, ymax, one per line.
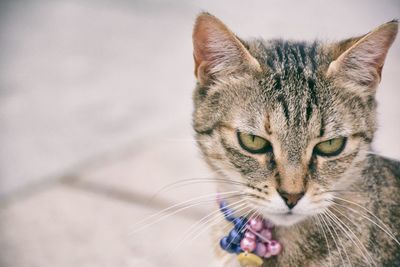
<box><xmin>0</xmin><ymin>1</ymin><xmax>399</xmax><ymax>266</ymax></box>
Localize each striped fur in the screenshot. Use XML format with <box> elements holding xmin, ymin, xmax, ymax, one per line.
<box><xmin>192</xmin><ymin>13</ymin><xmax>399</xmax><ymax>266</ymax></box>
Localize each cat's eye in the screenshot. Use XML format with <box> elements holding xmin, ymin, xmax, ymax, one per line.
<box><xmin>237</xmin><ymin>132</ymin><xmax>272</xmax><ymax>154</ymax></box>
<box><xmin>314</xmin><ymin>137</ymin><xmax>347</xmax><ymax>157</ymax></box>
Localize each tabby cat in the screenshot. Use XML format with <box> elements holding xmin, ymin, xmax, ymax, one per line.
<box><xmin>192</xmin><ymin>13</ymin><xmax>399</xmax><ymax>266</ymax></box>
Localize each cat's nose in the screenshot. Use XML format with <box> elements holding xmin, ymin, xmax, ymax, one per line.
<box><xmin>277</xmin><ymin>190</ymin><xmax>305</xmax><ymax>209</ymax></box>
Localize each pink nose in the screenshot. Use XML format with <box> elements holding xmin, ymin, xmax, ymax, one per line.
<box><xmin>277</xmin><ymin>190</ymin><xmax>305</xmax><ymax>209</ymax></box>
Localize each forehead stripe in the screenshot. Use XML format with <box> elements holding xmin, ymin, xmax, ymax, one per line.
<box><xmin>277</xmin><ymin>94</ymin><xmax>290</xmax><ymax>122</ymax></box>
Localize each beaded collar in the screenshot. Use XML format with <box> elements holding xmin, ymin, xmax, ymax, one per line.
<box><xmin>217</xmin><ymin>197</ymin><xmax>282</xmax><ymax>267</ymax></box>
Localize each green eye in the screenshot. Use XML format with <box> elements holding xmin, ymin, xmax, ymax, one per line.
<box><xmin>237</xmin><ymin>131</ymin><xmax>272</xmax><ymax>154</ymax></box>
<box><xmin>314</xmin><ymin>137</ymin><xmax>347</xmax><ymax>157</ymax></box>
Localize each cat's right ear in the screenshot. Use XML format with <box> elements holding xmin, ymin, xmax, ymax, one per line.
<box><xmin>193</xmin><ymin>13</ymin><xmax>261</xmax><ymax>85</ymax></box>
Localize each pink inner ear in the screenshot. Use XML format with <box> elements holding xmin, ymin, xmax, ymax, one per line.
<box><xmin>192</xmin><ymin>13</ymin><xmax>261</xmax><ymax>84</ymax></box>
<box><xmin>193</xmin><ymin>25</ymin><xmax>210</xmax><ymax>63</ymax></box>
<box><xmin>192</xmin><ymin>28</ymin><xmax>212</xmax><ymax>84</ymax></box>
<box><xmin>192</xmin><ymin>15</ymin><xmax>234</xmax><ymax>77</ymax></box>
<box><xmin>327</xmin><ymin>21</ymin><xmax>398</xmax><ymax>87</ymax></box>
<box><xmin>193</xmin><ymin>21</ymin><xmax>213</xmax><ymax>78</ymax></box>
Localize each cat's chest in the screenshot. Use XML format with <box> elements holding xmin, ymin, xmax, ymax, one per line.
<box><xmin>264</xmin><ymin>225</ymin><xmax>327</xmax><ymax>267</ymax></box>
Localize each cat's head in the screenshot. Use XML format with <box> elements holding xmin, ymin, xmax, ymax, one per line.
<box><xmin>192</xmin><ymin>13</ymin><xmax>398</xmax><ymax>227</ymax></box>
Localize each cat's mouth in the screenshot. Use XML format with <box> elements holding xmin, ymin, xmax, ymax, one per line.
<box><xmin>253</xmin><ymin>205</ymin><xmax>311</xmax><ymax>227</ymax></box>
<box><xmin>264</xmin><ymin>212</ymin><xmax>307</xmax><ymax>227</ymax></box>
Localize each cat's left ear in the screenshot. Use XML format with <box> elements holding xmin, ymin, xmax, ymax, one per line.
<box><xmin>327</xmin><ymin>20</ymin><xmax>398</xmax><ymax>92</ymax></box>
<box><xmin>193</xmin><ymin>12</ymin><xmax>261</xmax><ymax>85</ymax></box>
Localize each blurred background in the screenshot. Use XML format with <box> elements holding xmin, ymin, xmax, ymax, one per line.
<box><xmin>0</xmin><ymin>0</ymin><xmax>398</xmax><ymax>266</ymax></box>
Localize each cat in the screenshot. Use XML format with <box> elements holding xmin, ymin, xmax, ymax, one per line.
<box><xmin>191</xmin><ymin>12</ymin><xmax>399</xmax><ymax>267</ymax></box>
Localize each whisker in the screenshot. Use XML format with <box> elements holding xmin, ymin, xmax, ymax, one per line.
<box><xmin>332</xmin><ymin>198</ymin><xmax>399</xmax><ymax>246</ymax></box>
<box><xmin>209</xmin><ymin>205</ymin><xmax>255</xmax><ymax>255</ymax></box>
<box><xmin>320</xmin><ymin>212</ymin><xmax>347</xmax><ymax>267</ymax></box>
<box><xmin>176</xmin><ymin>199</ymin><xmax>248</xmax><ymax>249</ymax></box>
<box><xmin>366</xmin><ymin>151</ymin><xmax>380</xmax><ymax>156</ymax></box>
<box><xmin>332</xmin><ymin>196</ymin><xmax>393</xmax><ymax>234</ymax></box>
<box><xmin>185</xmin><ymin>203</ymin><xmax>251</xmax><ymax>249</ymax></box>
<box><xmin>130</xmin><ymin>191</ymin><xmax>242</xmax><ymax>234</ymax></box>
<box><xmin>225</xmin><ymin>207</ymin><xmax>257</xmax><ymax>250</ymax></box>
<box><xmin>328</xmin><ymin>207</ymin><xmax>376</xmax><ymax>267</ymax></box>
<box><xmin>314</xmin><ymin>215</ymin><xmax>333</xmax><ymax>267</ymax></box>
<box><xmin>151</xmin><ymin>177</ymin><xmax>248</xmax><ymax>200</ymax></box>
<box><xmin>322</xmin><ymin>189</ymin><xmax>364</xmax><ymax>193</ymax></box>
<box><xmin>211</xmin><ymin>222</ymin><xmax>235</xmax><ymax>254</ymax></box>
<box><xmin>328</xmin><ymin>210</ymin><xmax>376</xmax><ymax>266</ymax></box>
<box><xmin>323</xmin><ymin>211</ymin><xmax>353</xmax><ymax>266</ymax></box>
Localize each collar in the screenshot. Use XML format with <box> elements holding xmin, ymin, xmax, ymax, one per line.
<box><xmin>217</xmin><ymin>197</ymin><xmax>282</xmax><ymax>267</ymax></box>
